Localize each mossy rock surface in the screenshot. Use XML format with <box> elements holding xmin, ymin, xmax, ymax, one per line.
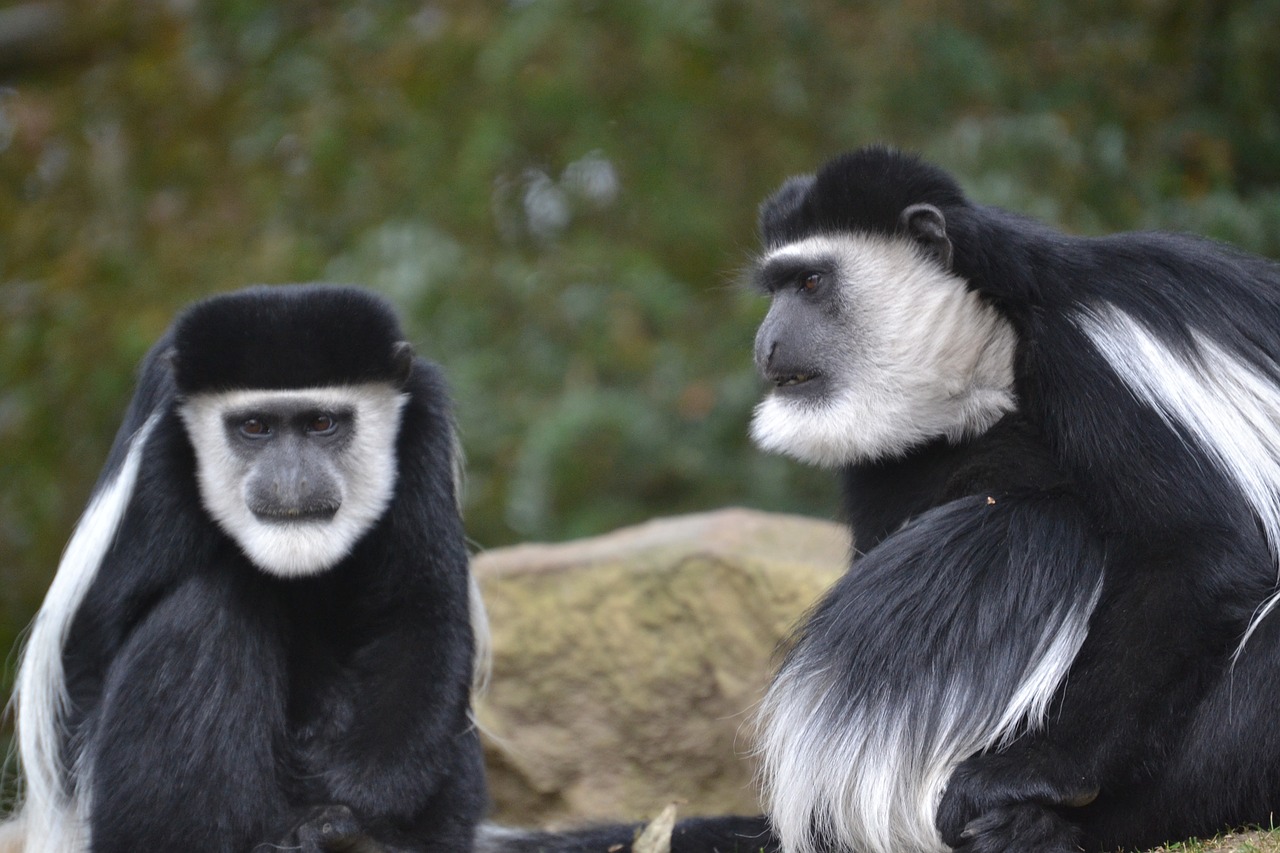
<box><xmin>474</xmin><ymin>507</ymin><xmax>847</xmax><ymax>828</ymax></box>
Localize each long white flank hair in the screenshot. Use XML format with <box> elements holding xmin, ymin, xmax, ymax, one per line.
<box><xmin>9</xmin><ymin>413</ymin><xmax>162</xmax><ymax>853</ymax></box>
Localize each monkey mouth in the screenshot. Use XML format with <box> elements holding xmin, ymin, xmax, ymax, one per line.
<box><xmin>776</xmin><ymin>372</ymin><xmax>819</xmax><ymax>387</ymax></box>
<box><xmin>766</xmin><ymin>369</ymin><xmax>826</xmax><ymax>398</ymax></box>
<box><xmin>250</xmin><ymin>504</ymin><xmax>340</xmax><ymax>524</ymax></box>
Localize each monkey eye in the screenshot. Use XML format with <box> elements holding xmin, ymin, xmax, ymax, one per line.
<box><xmin>240</xmin><ymin>418</ymin><xmax>270</xmax><ymax>438</ymax></box>
<box><xmin>306</xmin><ymin>414</ymin><xmax>338</xmax><ymax>435</ymax></box>
<box><xmin>800</xmin><ymin>272</ymin><xmax>821</xmax><ymax>293</ymax></box>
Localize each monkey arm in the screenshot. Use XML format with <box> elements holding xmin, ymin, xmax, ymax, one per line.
<box><xmin>286</xmin><ymin>516</ymin><xmax>484</xmax><ymax>846</ymax></box>
<box><xmin>762</xmin><ymin>490</ymin><xmax>1108</xmax><ymax>853</ymax></box>
<box><xmin>305</xmin><ymin>609</ymin><xmax>479</xmax><ymax>808</ymax></box>
<box><xmin>935</xmin><ymin>523</ymin><xmax>1256</xmax><ymax>850</ymax></box>
<box><xmin>282</xmin><ymin>602</ymin><xmax>483</xmax><ymax>853</ymax></box>
<box><xmin>85</xmin><ymin>572</ymin><xmax>289</xmax><ymax>853</ymax></box>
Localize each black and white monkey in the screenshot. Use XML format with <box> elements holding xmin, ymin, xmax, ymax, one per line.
<box><xmin>7</xmin><ymin>285</ymin><xmax>487</xmax><ymax>852</ymax></box>
<box><xmin>749</xmin><ymin>147</ymin><xmax>1280</xmax><ymax>852</ymax></box>
<box><xmin>486</xmin><ymin>145</ymin><xmax>1280</xmax><ymax>853</ymax></box>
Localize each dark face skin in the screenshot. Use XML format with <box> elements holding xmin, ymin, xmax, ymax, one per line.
<box><xmin>222</xmin><ymin>402</ymin><xmax>356</xmax><ymax>523</ymax></box>
<box><xmin>753</xmin><ymin>205</ymin><xmax>952</xmax><ymax>408</ymax></box>
<box><xmin>753</xmin><ymin>250</ymin><xmax>849</xmax><ymax>404</ymax></box>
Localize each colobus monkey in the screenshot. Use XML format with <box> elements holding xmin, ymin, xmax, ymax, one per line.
<box><xmin>8</xmin><ymin>285</ymin><xmax>486</xmax><ymax>852</ymax></box>
<box><xmin>488</xmin><ymin>146</ymin><xmax>1280</xmax><ymax>853</ymax></box>
<box><xmin>748</xmin><ymin>147</ymin><xmax>1280</xmax><ymax>852</ymax></box>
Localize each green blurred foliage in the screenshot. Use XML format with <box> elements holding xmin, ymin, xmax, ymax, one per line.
<box><xmin>1</xmin><ymin>0</ymin><xmax>1279</xmax><ymax>716</ymax></box>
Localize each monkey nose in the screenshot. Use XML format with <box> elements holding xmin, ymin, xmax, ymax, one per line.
<box><xmin>755</xmin><ymin>339</ymin><xmax>778</xmax><ymax>373</ymax></box>
<box><xmin>250</xmin><ymin>473</ymin><xmax>340</xmax><ymax>522</ymax></box>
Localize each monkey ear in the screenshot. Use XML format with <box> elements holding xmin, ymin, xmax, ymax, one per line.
<box><xmin>391</xmin><ymin>341</ymin><xmax>415</xmax><ymax>386</ymax></box>
<box><xmin>899</xmin><ymin>203</ymin><xmax>953</xmax><ymax>270</ymax></box>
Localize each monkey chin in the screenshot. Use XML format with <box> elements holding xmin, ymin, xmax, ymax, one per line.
<box><xmin>750</xmin><ymin>391</ymin><xmax>892</xmax><ymax>468</ymax></box>
<box><xmin>229</xmin><ymin>514</ymin><xmax>371</xmax><ymax>578</ymax></box>
<box><xmin>750</xmin><ymin>384</ymin><xmax>1015</xmax><ymax>469</ymax></box>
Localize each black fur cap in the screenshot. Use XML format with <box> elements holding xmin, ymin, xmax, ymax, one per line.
<box><xmin>172</xmin><ymin>284</ymin><xmax>410</xmax><ymax>393</ymax></box>
<box><xmin>759</xmin><ymin>146</ymin><xmax>968</xmax><ymax>248</ymax></box>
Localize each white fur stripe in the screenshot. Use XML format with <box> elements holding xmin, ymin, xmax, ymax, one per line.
<box><xmin>757</xmin><ymin>586</ymin><xmax>1100</xmax><ymax>853</ymax></box>
<box><xmin>449</xmin><ymin>432</ymin><xmax>492</xmax><ymax>696</ymax></box>
<box><xmin>1077</xmin><ymin>306</ymin><xmax>1280</xmax><ymax>653</ymax></box>
<box><xmin>15</xmin><ymin>412</ymin><xmax>162</xmax><ymax>853</ymax></box>
<box><xmin>992</xmin><ymin>586</ymin><xmax>1102</xmax><ymax>748</ymax></box>
<box><xmin>468</xmin><ymin>571</ymin><xmax>492</xmax><ymax>696</ymax></box>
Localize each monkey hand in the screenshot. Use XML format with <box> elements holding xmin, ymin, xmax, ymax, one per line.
<box><xmin>271</xmin><ymin>804</ymin><xmax>390</xmax><ymax>853</ymax></box>
<box><xmin>945</xmin><ymin>803</ymin><xmax>1083</xmax><ymax>853</ymax></box>
<box><xmin>936</xmin><ymin>749</ymin><xmax>1098</xmax><ymax>850</ymax></box>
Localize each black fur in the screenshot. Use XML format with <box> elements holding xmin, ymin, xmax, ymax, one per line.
<box><xmin>50</xmin><ymin>285</ymin><xmax>485</xmax><ymax>851</ymax></box>
<box><xmin>748</xmin><ymin>147</ymin><xmax>1280</xmax><ymax>851</ymax></box>
<box><xmin>172</xmin><ymin>284</ymin><xmax>411</xmax><ymax>393</ymax></box>
<box><xmin>759</xmin><ymin>147</ymin><xmax>965</xmax><ymax>249</ymax></box>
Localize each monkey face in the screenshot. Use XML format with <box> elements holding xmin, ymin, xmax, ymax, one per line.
<box><xmin>749</xmin><ymin>232</ymin><xmax>1017</xmax><ymax>467</ymax></box>
<box><xmin>180</xmin><ymin>385</ymin><xmax>408</xmax><ymax>576</ymax></box>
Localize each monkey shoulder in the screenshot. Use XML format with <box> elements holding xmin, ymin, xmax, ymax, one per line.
<box><xmin>842</xmin><ymin>414</ymin><xmax>1073</xmax><ymax>552</ymax></box>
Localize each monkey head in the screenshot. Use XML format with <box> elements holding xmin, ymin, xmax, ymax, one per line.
<box><xmin>172</xmin><ymin>285</ymin><xmax>415</xmax><ymax>577</ymax></box>
<box><xmin>749</xmin><ymin>148</ymin><xmax>1017</xmax><ymax>467</ymax></box>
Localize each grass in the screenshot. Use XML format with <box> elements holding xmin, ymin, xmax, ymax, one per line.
<box><xmin>1149</xmin><ymin>828</ymin><xmax>1280</xmax><ymax>853</ymax></box>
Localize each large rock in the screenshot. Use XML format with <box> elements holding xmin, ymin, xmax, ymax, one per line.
<box><xmin>473</xmin><ymin>507</ymin><xmax>848</xmax><ymax>828</ymax></box>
